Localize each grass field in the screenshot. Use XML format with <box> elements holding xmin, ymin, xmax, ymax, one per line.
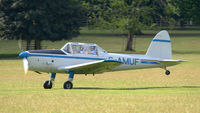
<box><xmin>0</xmin><ymin>29</ymin><xmax>200</xmax><ymax>113</ymax></box>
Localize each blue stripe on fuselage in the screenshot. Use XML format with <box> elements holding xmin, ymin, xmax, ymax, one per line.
<box><xmin>27</xmin><ymin>53</ymin><xmax>159</xmax><ymax>65</ymax></box>
<box><xmin>28</xmin><ymin>53</ymin><xmax>105</xmax><ymax>60</ymax></box>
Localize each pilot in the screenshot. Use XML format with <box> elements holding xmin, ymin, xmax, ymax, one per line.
<box><xmin>80</xmin><ymin>47</ymin><xmax>84</xmax><ymax>54</ymax></box>
<box><xmin>90</xmin><ymin>46</ymin><xmax>97</xmax><ymax>55</ymax></box>
<box><xmin>72</xmin><ymin>45</ymin><xmax>77</xmax><ymax>54</ymax></box>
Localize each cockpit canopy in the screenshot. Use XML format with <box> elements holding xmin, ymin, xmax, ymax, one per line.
<box><xmin>61</xmin><ymin>42</ymin><xmax>107</xmax><ymax>55</ymax></box>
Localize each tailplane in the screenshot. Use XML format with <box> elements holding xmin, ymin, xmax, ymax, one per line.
<box><xmin>146</xmin><ymin>30</ymin><xmax>172</xmax><ymax>59</ymax></box>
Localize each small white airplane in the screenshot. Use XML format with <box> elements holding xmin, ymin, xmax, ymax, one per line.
<box><xmin>19</xmin><ymin>30</ymin><xmax>183</xmax><ymax>89</ymax></box>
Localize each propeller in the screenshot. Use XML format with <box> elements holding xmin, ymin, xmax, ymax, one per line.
<box><xmin>23</xmin><ymin>58</ymin><xmax>29</xmax><ymax>74</ymax></box>
<box><xmin>19</xmin><ymin>51</ymin><xmax>29</xmax><ymax>74</ymax></box>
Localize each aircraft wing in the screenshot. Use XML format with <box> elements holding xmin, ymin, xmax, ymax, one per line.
<box><xmin>141</xmin><ymin>58</ymin><xmax>185</xmax><ymax>66</ymax></box>
<box><xmin>57</xmin><ymin>60</ymin><xmax>123</xmax><ymax>74</ymax></box>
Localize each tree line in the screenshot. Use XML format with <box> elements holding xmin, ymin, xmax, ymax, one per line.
<box><xmin>0</xmin><ymin>0</ymin><xmax>86</xmax><ymax>50</ymax></box>
<box><xmin>0</xmin><ymin>0</ymin><xmax>199</xmax><ymax>51</ymax></box>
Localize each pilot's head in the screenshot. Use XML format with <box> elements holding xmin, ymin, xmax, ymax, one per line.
<box><xmin>90</xmin><ymin>46</ymin><xmax>95</xmax><ymax>50</ymax></box>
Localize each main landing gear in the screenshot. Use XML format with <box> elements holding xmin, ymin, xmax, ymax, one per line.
<box><xmin>63</xmin><ymin>70</ymin><xmax>74</xmax><ymax>89</ymax></box>
<box><xmin>43</xmin><ymin>73</ymin><xmax>56</xmax><ymax>89</ymax></box>
<box><xmin>43</xmin><ymin>70</ymin><xmax>74</xmax><ymax>89</ymax></box>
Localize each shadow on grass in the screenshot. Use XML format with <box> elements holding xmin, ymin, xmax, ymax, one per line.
<box><xmin>74</xmin><ymin>86</ymin><xmax>200</xmax><ymax>91</ymax></box>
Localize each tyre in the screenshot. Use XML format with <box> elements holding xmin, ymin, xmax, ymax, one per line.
<box><xmin>63</xmin><ymin>81</ymin><xmax>73</xmax><ymax>89</ymax></box>
<box><xmin>43</xmin><ymin>80</ymin><xmax>53</xmax><ymax>89</ymax></box>
<box><xmin>165</xmin><ymin>70</ymin><xmax>170</xmax><ymax>75</ymax></box>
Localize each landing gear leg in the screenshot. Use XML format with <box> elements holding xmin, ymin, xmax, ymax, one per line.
<box><xmin>63</xmin><ymin>70</ymin><xmax>74</xmax><ymax>89</ymax></box>
<box><xmin>43</xmin><ymin>73</ymin><xmax>56</xmax><ymax>89</ymax></box>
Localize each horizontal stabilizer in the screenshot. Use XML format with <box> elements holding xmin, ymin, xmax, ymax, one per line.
<box><xmin>141</xmin><ymin>58</ymin><xmax>185</xmax><ymax>66</ymax></box>
<box><xmin>158</xmin><ymin>60</ymin><xmax>184</xmax><ymax>66</ymax></box>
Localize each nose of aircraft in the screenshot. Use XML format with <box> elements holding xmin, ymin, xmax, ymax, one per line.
<box><xmin>19</xmin><ymin>51</ymin><xmax>29</xmax><ymax>59</ymax></box>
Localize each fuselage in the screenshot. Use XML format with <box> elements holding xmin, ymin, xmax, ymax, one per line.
<box><xmin>21</xmin><ymin>49</ymin><xmax>161</xmax><ymax>74</ymax></box>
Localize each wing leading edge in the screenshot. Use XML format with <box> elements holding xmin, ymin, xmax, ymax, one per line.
<box><xmin>57</xmin><ymin>60</ymin><xmax>123</xmax><ymax>74</ymax></box>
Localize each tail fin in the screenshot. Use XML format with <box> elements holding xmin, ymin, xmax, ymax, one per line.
<box><xmin>146</xmin><ymin>30</ymin><xmax>172</xmax><ymax>59</ymax></box>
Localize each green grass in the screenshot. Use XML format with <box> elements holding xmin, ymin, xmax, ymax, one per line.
<box><xmin>0</xmin><ymin>56</ymin><xmax>200</xmax><ymax>113</ymax></box>
<box><xmin>0</xmin><ymin>29</ymin><xmax>200</xmax><ymax>112</ymax></box>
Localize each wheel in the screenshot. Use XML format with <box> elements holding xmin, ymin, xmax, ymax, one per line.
<box><xmin>43</xmin><ymin>80</ymin><xmax>53</xmax><ymax>89</ymax></box>
<box><xmin>63</xmin><ymin>81</ymin><xmax>73</xmax><ymax>89</ymax></box>
<box><xmin>165</xmin><ymin>70</ymin><xmax>170</xmax><ymax>75</ymax></box>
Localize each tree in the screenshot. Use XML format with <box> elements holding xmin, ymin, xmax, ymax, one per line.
<box><xmin>83</xmin><ymin>0</ymin><xmax>155</xmax><ymax>51</ymax></box>
<box><xmin>0</xmin><ymin>0</ymin><xmax>86</xmax><ymax>50</ymax></box>
<box><xmin>81</xmin><ymin>0</ymin><xmax>111</xmax><ymax>27</ymax></box>
<box><xmin>82</xmin><ymin>0</ymin><xmax>178</xmax><ymax>51</ymax></box>
<box><xmin>172</xmin><ymin>0</ymin><xmax>200</xmax><ymax>25</ymax></box>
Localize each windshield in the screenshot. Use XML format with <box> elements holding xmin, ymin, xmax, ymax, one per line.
<box><xmin>62</xmin><ymin>43</ymin><xmax>107</xmax><ymax>55</ymax></box>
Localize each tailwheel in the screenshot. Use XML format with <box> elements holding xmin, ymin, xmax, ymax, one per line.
<box><xmin>43</xmin><ymin>80</ymin><xmax>53</xmax><ymax>89</ymax></box>
<box><xmin>165</xmin><ymin>70</ymin><xmax>170</xmax><ymax>75</ymax></box>
<box><xmin>63</xmin><ymin>81</ymin><xmax>73</xmax><ymax>89</ymax></box>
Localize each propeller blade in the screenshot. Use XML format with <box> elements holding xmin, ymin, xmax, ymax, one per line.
<box><xmin>23</xmin><ymin>58</ymin><xmax>29</xmax><ymax>74</ymax></box>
